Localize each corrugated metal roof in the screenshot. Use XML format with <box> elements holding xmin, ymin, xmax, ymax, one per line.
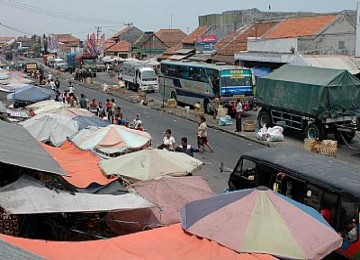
<box><xmin>299</xmin><ymin>55</ymin><xmax>360</xmax><ymax>74</ymax></box>
<box><xmin>0</xmin><ymin>120</ymin><xmax>66</xmax><ymax>176</ymax></box>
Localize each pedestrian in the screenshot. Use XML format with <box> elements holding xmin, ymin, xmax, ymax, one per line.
<box><xmin>111</xmin><ymin>98</ymin><xmax>116</xmax><ymax>119</ymax></box>
<box><xmin>79</xmin><ymin>94</ymin><xmax>87</xmax><ymax>109</ymax></box>
<box><xmin>105</xmin><ymin>99</ymin><xmax>112</xmax><ymax>121</ymax></box>
<box><xmin>197</xmin><ymin>115</ymin><xmax>213</xmax><ymax>153</ymax></box>
<box><xmin>235</xmin><ymin>99</ymin><xmax>243</xmax><ymax>132</ymax></box>
<box><xmin>68</xmin><ymin>81</ymin><xmax>74</xmax><ymax>94</ymax></box>
<box><xmin>157</xmin><ymin>128</ymin><xmax>176</xmax><ymax>151</ymax></box>
<box><xmin>212</xmin><ymin>96</ymin><xmax>220</xmax><ymax>120</ymax></box>
<box><xmin>97</xmin><ymin>101</ymin><xmax>106</xmax><ymax>117</ymax></box>
<box><xmin>89</xmin><ymin>98</ymin><xmax>98</xmax><ymax>114</ymax></box>
<box><xmin>175</xmin><ymin>137</ymin><xmax>199</xmax><ymax>157</ymax></box>
<box><xmin>54</xmin><ymin>77</ymin><xmax>60</xmax><ymax>91</ymax></box>
<box><xmin>50</xmin><ymin>79</ymin><xmax>56</xmax><ymax>91</ymax></box>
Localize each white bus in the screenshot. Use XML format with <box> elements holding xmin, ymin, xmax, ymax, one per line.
<box><xmin>159</xmin><ymin>61</ymin><xmax>254</xmax><ymax>114</ymax></box>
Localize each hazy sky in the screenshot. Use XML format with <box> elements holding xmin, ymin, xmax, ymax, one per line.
<box><xmin>0</xmin><ymin>0</ymin><xmax>357</xmax><ymax>40</ymax></box>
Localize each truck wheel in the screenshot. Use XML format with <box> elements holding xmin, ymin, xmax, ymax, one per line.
<box><xmin>258</xmin><ymin>110</ymin><xmax>272</xmax><ymax>128</ymax></box>
<box><xmin>305</xmin><ymin>123</ymin><xmax>324</xmax><ymax>140</ymax></box>
<box><xmin>125</xmin><ymin>82</ymin><xmax>130</xmax><ymax>90</ymax></box>
<box><xmin>204</xmin><ymin>99</ymin><xmax>213</xmax><ymax>114</ymax></box>
<box><xmin>334</xmin><ymin>130</ymin><xmax>355</xmax><ymax>143</ymax></box>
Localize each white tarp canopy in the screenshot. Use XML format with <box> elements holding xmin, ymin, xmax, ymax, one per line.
<box><xmin>100</xmin><ymin>149</ymin><xmax>203</xmax><ymax>183</ymax></box>
<box><xmin>19</xmin><ymin>113</ymin><xmax>79</xmax><ymax>147</ymax></box>
<box><xmin>0</xmin><ymin>175</ymin><xmax>155</xmax><ymax>214</ymax></box>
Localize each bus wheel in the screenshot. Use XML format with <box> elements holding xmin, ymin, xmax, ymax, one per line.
<box><xmin>204</xmin><ymin>99</ymin><xmax>213</xmax><ymax>114</ymax></box>
<box><xmin>125</xmin><ymin>82</ymin><xmax>130</xmax><ymax>90</ymax></box>
<box><xmin>305</xmin><ymin>123</ymin><xmax>324</xmax><ymax>140</ymax></box>
<box><xmin>258</xmin><ymin>110</ymin><xmax>272</xmax><ymax>128</ymax></box>
<box><xmin>171</xmin><ymin>91</ymin><xmax>177</xmax><ymax>101</ymax></box>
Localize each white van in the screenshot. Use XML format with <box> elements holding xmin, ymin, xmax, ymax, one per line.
<box><xmin>54</xmin><ymin>58</ymin><xmax>66</xmax><ymax>70</ymax></box>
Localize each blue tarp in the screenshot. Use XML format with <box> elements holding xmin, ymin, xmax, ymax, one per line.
<box><xmin>73</xmin><ymin>115</ymin><xmax>111</xmax><ymax>130</ymax></box>
<box><xmin>7</xmin><ymin>86</ymin><xmax>54</xmax><ymax>103</ymax></box>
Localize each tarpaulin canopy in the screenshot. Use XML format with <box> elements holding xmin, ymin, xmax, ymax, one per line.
<box><xmin>7</xmin><ymin>85</ymin><xmax>54</xmax><ymax>103</ymax></box>
<box><xmin>256</xmin><ymin>65</ymin><xmax>360</xmax><ymax>119</ymax></box>
<box><xmin>73</xmin><ymin>115</ymin><xmax>111</xmax><ymax>130</ymax></box>
<box><xmin>27</xmin><ymin>100</ymin><xmax>67</xmax><ymax>115</ymax></box>
<box><xmin>100</xmin><ymin>149</ymin><xmax>203</xmax><ymax>183</ymax></box>
<box><xmin>0</xmin><ymin>224</ymin><xmax>276</xmax><ymax>260</ymax></box>
<box><xmin>0</xmin><ymin>120</ymin><xmax>66</xmax><ymax>176</ymax></box>
<box><xmin>181</xmin><ymin>187</ymin><xmax>342</xmax><ymax>259</ymax></box>
<box><xmin>70</xmin><ymin>125</ymin><xmax>152</xmax><ymax>157</ymax></box>
<box><xmin>106</xmin><ymin>176</ymin><xmax>214</xmax><ymax>234</ymax></box>
<box><xmin>0</xmin><ymin>175</ymin><xmax>154</xmax><ymax>214</ymax></box>
<box><xmin>19</xmin><ymin>113</ymin><xmax>78</xmax><ymax>147</ymax></box>
<box><xmin>41</xmin><ymin>141</ymin><xmax>116</xmax><ymax>188</ymax></box>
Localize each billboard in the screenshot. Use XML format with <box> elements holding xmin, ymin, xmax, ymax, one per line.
<box><xmin>196</xmin><ymin>34</ymin><xmax>217</xmax><ymax>52</ymax></box>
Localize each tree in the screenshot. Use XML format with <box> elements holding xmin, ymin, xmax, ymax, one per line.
<box><xmin>31</xmin><ymin>34</ymin><xmax>41</xmax><ymax>56</ymax></box>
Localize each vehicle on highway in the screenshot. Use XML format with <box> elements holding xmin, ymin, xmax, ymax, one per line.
<box><xmin>159</xmin><ymin>61</ymin><xmax>255</xmax><ymax>114</ymax></box>
<box><xmin>226</xmin><ymin>146</ymin><xmax>360</xmax><ymax>259</ymax></box>
<box><xmin>54</xmin><ymin>58</ymin><xmax>66</xmax><ymax>70</ymax></box>
<box><xmin>120</xmin><ymin>59</ymin><xmax>158</xmax><ymax>92</ymax></box>
<box><xmin>256</xmin><ymin>65</ymin><xmax>360</xmax><ymax>141</ymax></box>
<box><xmin>24</xmin><ymin>62</ymin><xmax>38</xmax><ymax>74</ymax></box>
<box><xmin>75</xmin><ymin>52</ymin><xmax>97</xmax><ymax>77</ymax></box>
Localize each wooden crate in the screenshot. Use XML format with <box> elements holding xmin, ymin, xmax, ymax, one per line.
<box><xmin>243</xmin><ymin>120</ymin><xmax>256</xmax><ymax>132</ymax></box>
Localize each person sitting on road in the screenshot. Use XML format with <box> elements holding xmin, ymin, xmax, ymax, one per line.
<box><xmin>175</xmin><ymin>137</ymin><xmax>199</xmax><ymax>157</ymax></box>
<box><xmin>135</xmin><ymin>121</ymin><xmax>144</xmax><ymax>131</ymax></box>
<box><xmin>158</xmin><ymin>129</ymin><xmax>176</xmax><ymax>151</ymax></box>
<box><xmin>129</xmin><ymin>113</ymin><xmax>142</xmax><ymax>129</ymax></box>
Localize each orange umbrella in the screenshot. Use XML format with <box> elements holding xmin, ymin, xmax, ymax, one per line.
<box><xmin>41</xmin><ymin>141</ymin><xmax>116</xmax><ymax>188</ymax></box>
<box><xmin>0</xmin><ymin>224</ymin><xmax>277</xmax><ymax>260</ymax></box>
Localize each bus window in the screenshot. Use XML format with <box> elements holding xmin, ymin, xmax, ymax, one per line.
<box><xmin>320</xmin><ymin>191</ymin><xmax>338</xmax><ymax>227</ymax></box>
<box><xmin>337</xmin><ymin>197</ymin><xmax>359</xmax><ymax>242</ymax></box>
<box><xmin>189</xmin><ymin>67</ymin><xmax>201</xmax><ymax>81</ymax></box>
<box><xmin>304</xmin><ymin>184</ymin><xmax>323</xmax><ymax>211</ymax></box>
<box><xmin>178</xmin><ymin>65</ymin><xmax>189</xmax><ymax>80</ymax></box>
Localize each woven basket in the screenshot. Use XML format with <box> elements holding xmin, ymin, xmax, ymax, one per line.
<box><xmin>304</xmin><ymin>138</ymin><xmax>321</xmax><ymax>153</ymax></box>
<box><xmin>244</xmin><ymin>120</ymin><xmax>256</xmax><ymax>132</ymax></box>
<box><xmin>167</xmin><ymin>99</ymin><xmax>177</xmax><ymax>108</ymax></box>
<box><xmin>320</xmin><ymin>140</ymin><xmax>337</xmax><ymax>157</ymax></box>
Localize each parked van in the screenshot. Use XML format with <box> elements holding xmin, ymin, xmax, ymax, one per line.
<box><xmin>54</xmin><ymin>58</ymin><xmax>66</xmax><ymax>70</ymax></box>
<box><xmin>226</xmin><ymin>146</ymin><xmax>360</xmax><ymax>259</ymax></box>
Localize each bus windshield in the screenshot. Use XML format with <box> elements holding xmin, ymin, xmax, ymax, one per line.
<box><xmin>220</xmin><ymin>69</ymin><xmax>253</xmax><ymax>96</ymax></box>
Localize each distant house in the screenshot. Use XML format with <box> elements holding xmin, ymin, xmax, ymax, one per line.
<box><xmin>105</xmin><ymin>40</ymin><xmax>131</xmax><ymax>58</ymax></box>
<box><xmin>56</xmin><ymin>34</ymin><xmax>80</xmax><ymax>48</ymax></box>
<box><xmin>16</xmin><ymin>36</ymin><xmax>32</xmax><ymax>49</ymax></box>
<box><xmin>235</xmin><ymin>13</ymin><xmax>356</xmax><ymax>72</ymax></box>
<box><xmin>0</xmin><ymin>37</ymin><xmax>16</xmax><ymax>50</ymax></box>
<box><xmin>133</xmin><ymin>29</ymin><xmax>186</xmax><ymax>58</ymax></box>
<box><xmin>110</xmin><ymin>26</ymin><xmax>144</xmax><ymax>45</ymax></box>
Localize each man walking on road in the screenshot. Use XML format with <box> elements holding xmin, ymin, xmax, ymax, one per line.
<box><xmin>55</xmin><ymin>77</ymin><xmax>60</xmax><ymax>91</ymax></box>
<box><xmin>235</xmin><ymin>99</ymin><xmax>243</xmax><ymax>132</ymax></box>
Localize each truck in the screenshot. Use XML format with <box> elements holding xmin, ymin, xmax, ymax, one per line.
<box><xmin>256</xmin><ymin>65</ymin><xmax>360</xmax><ymax>142</ymax></box>
<box><xmin>66</xmin><ymin>52</ymin><xmax>78</xmax><ymax>73</ymax></box>
<box><xmin>120</xmin><ymin>59</ymin><xmax>158</xmax><ymax>92</ymax></box>
<box><xmin>24</xmin><ymin>62</ymin><xmax>38</xmax><ymax>74</ymax></box>
<box><xmin>75</xmin><ymin>52</ymin><xmax>97</xmax><ymax>77</ymax></box>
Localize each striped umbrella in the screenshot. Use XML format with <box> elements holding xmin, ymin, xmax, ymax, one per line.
<box><xmin>180</xmin><ymin>187</ymin><xmax>342</xmax><ymax>259</ymax></box>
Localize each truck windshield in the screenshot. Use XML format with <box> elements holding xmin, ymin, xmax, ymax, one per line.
<box><xmin>142</xmin><ymin>71</ymin><xmax>157</xmax><ymax>81</ymax></box>
<box><xmin>83</xmin><ymin>60</ymin><xmax>96</xmax><ymax>65</ymax></box>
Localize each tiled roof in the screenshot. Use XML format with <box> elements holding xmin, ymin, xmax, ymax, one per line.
<box><xmin>0</xmin><ymin>37</ymin><xmax>16</xmax><ymax>42</ymax></box>
<box><xmin>216</xmin><ymin>21</ymin><xmax>279</xmax><ymax>56</ymax></box>
<box><xmin>17</xmin><ymin>37</ymin><xmax>31</xmax><ymax>42</ymax></box>
<box><xmin>105</xmin><ymin>40</ymin><xmax>116</xmax><ymax>50</ymax></box>
<box><xmin>182</xmin><ymin>26</ymin><xmax>210</xmax><ymax>44</ymax></box>
<box><xmin>155</xmin><ymin>29</ymin><xmax>187</xmax><ymax>48</ymax></box>
<box><xmin>133</xmin><ymin>33</ymin><xmax>153</xmax><ymax>48</ymax></box>
<box><xmin>163</xmin><ymin>42</ymin><xmax>183</xmax><ymax>55</ymax></box>
<box><xmin>56</xmin><ymin>34</ymin><xmax>79</xmax><ymax>43</ymax></box>
<box><xmin>106</xmin><ymin>40</ymin><xmax>131</xmax><ymax>52</ymax></box>
<box><xmin>110</xmin><ymin>26</ymin><xmax>135</xmax><ymax>40</ymax></box>
<box><xmin>264</xmin><ymin>15</ymin><xmax>337</xmax><ymax>39</ymax></box>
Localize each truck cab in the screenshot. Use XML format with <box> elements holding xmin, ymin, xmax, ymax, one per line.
<box><xmin>136</xmin><ymin>67</ymin><xmax>158</xmax><ymax>92</ymax></box>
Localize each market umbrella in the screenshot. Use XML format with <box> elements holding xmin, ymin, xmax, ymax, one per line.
<box><xmin>26</xmin><ymin>100</ymin><xmax>67</xmax><ymax>115</ymax></box>
<box><xmin>19</xmin><ymin>113</ymin><xmax>78</xmax><ymax>147</ymax></box>
<box><xmin>73</xmin><ymin>115</ymin><xmax>111</xmax><ymax>130</ymax></box>
<box><xmin>7</xmin><ymin>85</ymin><xmax>54</xmax><ymax>103</ymax></box>
<box><xmin>70</xmin><ymin>124</ymin><xmax>152</xmax><ymax>157</ymax></box>
<box><xmin>105</xmin><ymin>176</ymin><xmax>214</xmax><ymax>234</ymax></box>
<box><xmin>56</xmin><ymin>107</ymin><xmax>95</xmax><ymax>118</ymax></box>
<box><xmin>100</xmin><ymin>149</ymin><xmax>203</xmax><ymax>182</ymax></box>
<box><xmin>180</xmin><ymin>187</ymin><xmax>343</xmax><ymax>260</ymax></box>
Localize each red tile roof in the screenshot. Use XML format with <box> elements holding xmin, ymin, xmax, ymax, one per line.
<box><xmin>17</xmin><ymin>37</ymin><xmax>31</xmax><ymax>42</ymax></box>
<box><xmin>105</xmin><ymin>40</ymin><xmax>116</xmax><ymax>50</ymax></box>
<box><xmin>155</xmin><ymin>29</ymin><xmax>187</xmax><ymax>48</ymax></box>
<box><xmin>56</xmin><ymin>34</ymin><xmax>79</xmax><ymax>43</ymax></box>
<box><xmin>264</xmin><ymin>15</ymin><xmax>337</xmax><ymax>39</ymax></box>
<box><xmin>182</xmin><ymin>26</ymin><xmax>210</xmax><ymax>44</ymax></box>
<box><xmin>0</xmin><ymin>37</ymin><xmax>16</xmax><ymax>42</ymax></box>
<box><xmin>163</xmin><ymin>42</ymin><xmax>183</xmax><ymax>55</ymax></box>
<box><xmin>106</xmin><ymin>40</ymin><xmax>131</xmax><ymax>52</ymax></box>
<box><xmin>216</xmin><ymin>21</ymin><xmax>279</xmax><ymax>56</ymax></box>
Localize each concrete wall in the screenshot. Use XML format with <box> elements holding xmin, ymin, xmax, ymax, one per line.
<box><xmin>247</xmin><ymin>38</ymin><xmax>298</xmax><ymax>53</ymax></box>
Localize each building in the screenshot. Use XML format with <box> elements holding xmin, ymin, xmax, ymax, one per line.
<box><xmin>234</xmin><ymin>13</ymin><xmax>357</xmax><ymax>74</ymax></box>
<box><xmin>56</xmin><ymin>34</ymin><xmax>80</xmax><ymax>49</ymax></box>
<box><xmin>133</xmin><ymin>29</ymin><xmax>186</xmax><ymax>58</ymax></box>
<box><xmin>110</xmin><ymin>26</ymin><xmax>144</xmax><ymax>45</ymax></box>
<box><xmin>0</xmin><ymin>37</ymin><xmax>16</xmax><ymax>51</ymax></box>
<box><xmin>104</xmin><ymin>40</ymin><xmax>131</xmax><ymax>58</ymax></box>
<box><xmin>16</xmin><ymin>36</ymin><xmax>32</xmax><ymax>49</ymax></box>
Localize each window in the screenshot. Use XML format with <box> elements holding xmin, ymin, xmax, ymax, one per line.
<box><xmin>189</xmin><ymin>66</ymin><xmax>201</xmax><ymax>81</ymax></box>
<box><xmin>336</xmin><ymin>197</ymin><xmax>358</xmax><ymax>242</ymax></box>
<box><xmin>338</xmin><ymin>41</ymin><xmax>345</xmax><ymax>50</ymax></box>
<box><xmin>304</xmin><ymin>184</ymin><xmax>324</xmax><ymax>211</ymax></box>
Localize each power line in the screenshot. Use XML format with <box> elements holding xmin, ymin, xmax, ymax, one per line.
<box><xmin>0</xmin><ymin>22</ymin><xmax>32</xmax><ymax>36</ymax></box>
<box><xmin>0</xmin><ymin>0</ymin><xmax>123</xmax><ymax>24</ymax></box>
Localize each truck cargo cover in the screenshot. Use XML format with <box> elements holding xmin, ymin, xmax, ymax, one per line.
<box><xmin>256</xmin><ymin>65</ymin><xmax>360</xmax><ymax>119</ymax></box>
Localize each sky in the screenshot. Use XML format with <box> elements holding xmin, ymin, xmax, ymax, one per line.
<box><xmin>0</xmin><ymin>0</ymin><xmax>357</xmax><ymax>40</ymax></box>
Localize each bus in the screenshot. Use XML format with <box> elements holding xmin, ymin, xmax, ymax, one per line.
<box><xmin>226</xmin><ymin>146</ymin><xmax>360</xmax><ymax>259</ymax></box>
<box><xmin>159</xmin><ymin>61</ymin><xmax>255</xmax><ymax>114</ymax></box>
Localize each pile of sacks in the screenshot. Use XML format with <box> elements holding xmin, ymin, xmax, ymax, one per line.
<box><xmin>256</xmin><ymin>125</ymin><xmax>284</xmax><ymax>142</ymax></box>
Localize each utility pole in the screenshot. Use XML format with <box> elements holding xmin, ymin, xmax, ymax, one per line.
<box><xmin>124</xmin><ymin>22</ymin><xmax>133</xmax><ymax>27</ymax></box>
<box><xmin>95</xmin><ymin>26</ymin><xmax>102</xmax><ymax>42</ymax></box>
